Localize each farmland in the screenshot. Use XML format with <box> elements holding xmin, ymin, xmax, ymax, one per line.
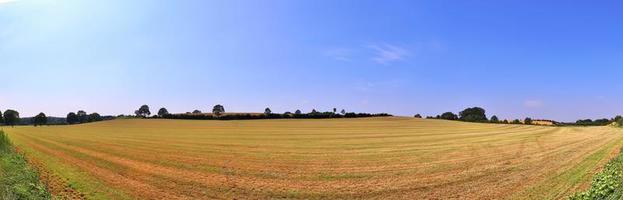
<box><xmin>4</xmin><ymin>117</ymin><xmax>623</xmax><ymax>199</ymax></box>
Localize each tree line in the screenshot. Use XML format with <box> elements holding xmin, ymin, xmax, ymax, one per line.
<box><xmin>0</xmin><ymin>107</ymin><xmax>117</xmax><ymax>127</ymax></box>
<box><xmin>414</xmin><ymin>107</ymin><xmax>622</xmax><ymax>126</ymax></box>
<box><xmin>131</xmin><ymin>104</ymin><xmax>391</xmax><ymax>120</ymax></box>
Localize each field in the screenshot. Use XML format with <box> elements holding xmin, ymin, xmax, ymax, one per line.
<box><xmin>4</xmin><ymin>117</ymin><xmax>623</xmax><ymax>199</ymax></box>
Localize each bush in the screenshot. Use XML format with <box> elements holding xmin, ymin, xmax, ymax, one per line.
<box><xmin>569</xmin><ymin>147</ymin><xmax>623</xmax><ymax>199</ymax></box>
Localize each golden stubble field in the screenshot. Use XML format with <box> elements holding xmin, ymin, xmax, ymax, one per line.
<box><xmin>5</xmin><ymin>117</ymin><xmax>623</xmax><ymax>199</ymax></box>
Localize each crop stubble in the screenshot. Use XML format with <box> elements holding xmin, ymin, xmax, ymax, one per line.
<box><xmin>5</xmin><ymin>117</ymin><xmax>623</xmax><ymax>199</ymax></box>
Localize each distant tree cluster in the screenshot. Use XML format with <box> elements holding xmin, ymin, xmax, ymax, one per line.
<box><xmin>570</xmin><ymin>118</ymin><xmax>612</xmax><ymax>126</ymax></box>
<box><xmin>419</xmin><ymin>107</ymin><xmax>489</xmax><ymax>122</ymax></box>
<box><xmin>440</xmin><ymin>112</ymin><xmax>458</xmax><ymax>120</ymax></box>
<box><xmin>459</xmin><ymin>107</ymin><xmax>488</xmax><ymax>122</ymax></box>
<box><xmin>67</xmin><ymin>110</ymin><xmax>107</xmax><ymax>124</ymax></box>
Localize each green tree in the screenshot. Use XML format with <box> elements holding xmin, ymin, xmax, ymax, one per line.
<box><xmin>440</xmin><ymin>112</ymin><xmax>458</xmax><ymax>120</ymax></box>
<box><xmin>77</xmin><ymin>110</ymin><xmax>88</xmax><ymax>123</ymax></box>
<box><xmin>136</xmin><ymin>105</ymin><xmax>151</xmax><ymax>118</ymax></box>
<box><xmin>414</xmin><ymin>114</ymin><xmax>422</xmax><ymax>118</ymax></box>
<box><xmin>66</xmin><ymin>112</ymin><xmax>79</xmax><ymax>124</ymax></box>
<box><xmin>333</xmin><ymin>108</ymin><xmax>337</xmax><ymax>113</ymax></box>
<box><xmin>212</xmin><ymin>104</ymin><xmax>225</xmax><ymax>116</ymax></box>
<box><xmin>524</xmin><ymin>117</ymin><xmax>533</xmax><ymax>125</ymax></box>
<box><xmin>459</xmin><ymin>107</ymin><xmax>488</xmax><ymax>122</ymax></box>
<box><xmin>512</xmin><ymin>119</ymin><xmax>521</xmax><ymax>124</ymax></box>
<box><xmin>158</xmin><ymin>108</ymin><xmax>169</xmax><ymax>117</ymax></box>
<box><xmin>33</xmin><ymin>112</ymin><xmax>48</xmax><ymax>126</ymax></box>
<box><xmin>88</xmin><ymin>113</ymin><xmax>102</xmax><ymax>122</ymax></box>
<box><xmin>490</xmin><ymin>115</ymin><xmax>499</xmax><ymax>123</ymax></box>
<box><xmin>0</xmin><ymin>109</ymin><xmax>3</xmax><ymax>124</ymax></box>
<box><xmin>3</xmin><ymin>109</ymin><xmax>20</xmax><ymax>127</ymax></box>
<box><xmin>295</xmin><ymin>110</ymin><xmax>302</xmax><ymax>115</ymax></box>
<box><xmin>192</xmin><ymin>110</ymin><xmax>202</xmax><ymax>114</ymax></box>
<box><xmin>340</xmin><ymin>109</ymin><xmax>346</xmax><ymax>115</ymax></box>
<box><xmin>264</xmin><ymin>108</ymin><xmax>272</xmax><ymax>115</ymax></box>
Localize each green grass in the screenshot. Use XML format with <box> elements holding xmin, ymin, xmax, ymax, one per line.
<box><xmin>0</xmin><ymin>130</ymin><xmax>50</xmax><ymax>200</ymax></box>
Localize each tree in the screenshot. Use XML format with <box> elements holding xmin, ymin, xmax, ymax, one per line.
<box><xmin>459</xmin><ymin>107</ymin><xmax>488</xmax><ymax>122</ymax></box>
<box><xmin>192</xmin><ymin>110</ymin><xmax>202</xmax><ymax>114</ymax></box>
<box><xmin>440</xmin><ymin>112</ymin><xmax>458</xmax><ymax>120</ymax></box>
<box><xmin>503</xmin><ymin>119</ymin><xmax>509</xmax><ymax>124</ymax></box>
<box><xmin>311</xmin><ymin>109</ymin><xmax>318</xmax><ymax>114</ymax></box>
<box><xmin>3</xmin><ymin>109</ymin><xmax>20</xmax><ymax>127</ymax></box>
<box><xmin>333</xmin><ymin>108</ymin><xmax>337</xmax><ymax>113</ymax></box>
<box><xmin>524</xmin><ymin>117</ymin><xmax>533</xmax><ymax>125</ymax></box>
<box><xmin>414</xmin><ymin>114</ymin><xmax>422</xmax><ymax>118</ymax></box>
<box><xmin>88</xmin><ymin>113</ymin><xmax>102</xmax><ymax>122</ymax></box>
<box><xmin>295</xmin><ymin>110</ymin><xmax>302</xmax><ymax>115</ymax></box>
<box><xmin>158</xmin><ymin>108</ymin><xmax>169</xmax><ymax>117</ymax></box>
<box><xmin>490</xmin><ymin>115</ymin><xmax>499</xmax><ymax>123</ymax></box>
<box><xmin>512</xmin><ymin>119</ymin><xmax>521</xmax><ymax>124</ymax></box>
<box><xmin>212</xmin><ymin>104</ymin><xmax>225</xmax><ymax>116</ymax></box>
<box><xmin>0</xmin><ymin>109</ymin><xmax>3</xmax><ymax>124</ymax></box>
<box><xmin>66</xmin><ymin>112</ymin><xmax>79</xmax><ymax>124</ymax></box>
<box><xmin>594</xmin><ymin>118</ymin><xmax>610</xmax><ymax>125</ymax></box>
<box><xmin>136</xmin><ymin>105</ymin><xmax>151</xmax><ymax>118</ymax></box>
<box><xmin>616</xmin><ymin>116</ymin><xmax>623</xmax><ymax>126</ymax></box>
<box><xmin>33</xmin><ymin>112</ymin><xmax>48</xmax><ymax>126</ymax></box>
<box><xmin>77</xmin><ymin>110</ymin><xmax>88</xmax><ymax>123</ymax></box>
<box><xmin>264</xmin><ymin>108</ymin><xmax>272</xmax><ymax>115</ymax></box>
<box><xmin>576</xmin><ymin>119</ymin><xmax>593</xmax><ymax>125</ymax></box>
<box><xmin>341</xmin><ymin>109</ymin><xmax>346</xmax><ymax>115</ymax></box>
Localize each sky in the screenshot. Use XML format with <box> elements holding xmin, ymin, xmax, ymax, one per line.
<box><xmin>0</xmin><ymin>0</ymin><xmax>622</xmax><ymax>122</ymax></box>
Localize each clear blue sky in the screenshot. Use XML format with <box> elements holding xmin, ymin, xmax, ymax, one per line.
<box><xmin>1</xmin><ymin>0</ymin><xmax>622</xmax><ymax>122</ymax></box>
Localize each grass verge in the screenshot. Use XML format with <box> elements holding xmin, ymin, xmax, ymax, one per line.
<box><xmin>569</xmin><ymin>147</ymin><xmax>623</xmax><ymax>200</ymax></box>
<box><xmin>0</xmin><ymin>130</ymin><xmax>51</xmax><ymax>200</ymax></box>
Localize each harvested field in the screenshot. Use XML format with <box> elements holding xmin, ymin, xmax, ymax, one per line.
<box><xmin>4</xmin><ymin>117</ymin><xmax>623</xmax><ymax>199</ymax></box>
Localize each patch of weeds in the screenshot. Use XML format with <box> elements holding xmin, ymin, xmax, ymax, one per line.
<box><xmin>0</xmin><ymin>130</ymin><xmax>51</xmax><ymax>200</ymax></box>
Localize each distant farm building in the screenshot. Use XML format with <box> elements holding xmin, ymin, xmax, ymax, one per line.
<box><xmin>529</xmin><ymin>119</ymin><xmax>557</xmax><ymax>126</ymax></box>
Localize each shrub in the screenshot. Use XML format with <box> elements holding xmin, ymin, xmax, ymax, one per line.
<box><xmin>569</xmin><ymin>147</ymin><xmax>623</xmax><ymax>199</ymax></box>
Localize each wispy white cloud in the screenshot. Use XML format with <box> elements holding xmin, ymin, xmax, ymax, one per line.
<box><xmin>368</xmin><ymin>43</ymin><xmax>409</xmax><ymax>65</ymax></box>
<box><xmin>523</xmin><ymin>100</ymin><xmax>543</xmax><ymax>108</ymax></box>
<box><xmin>0</xmin><ymin>0</ymin><xmax>18</xmax><ymax>5</ymax></box>
<box><xmin>324</xmin><ymin>48</ymin><xmax>354</xmax><ymax>62</ymax></box>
